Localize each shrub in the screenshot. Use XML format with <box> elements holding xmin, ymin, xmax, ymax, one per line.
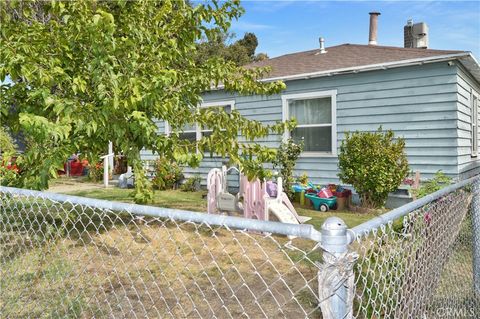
<box><xmin>88</xmin><ymin>162</ymin><xmax>104</xmax><ymax>182</ymax></box>
<box><xmin>181</xmin><ymin>175</ymin><xmax>201</xmax><ymax>192</ymax></box>
<box><xmin>152</xmin><ymin>157</ymin><xmax>184</xmax><ymax>190</ymax></box>
<box><xmin>413</xmin><ymin>171</ymin><xmax>452</xmax><ymax>199</ymax></box>
<box><xmin>298</xmin><ymin>172</ymin><xmax>309</xmax><ymax>185</ymax></box>
<box><xmin>0</xmin><ymin>127</ymin><xmax>16</xmax><ymax>157</ymax></box>
<box><xmin>0</xmin><ymin>162</ymin><xmax>20</xmax><ymax>186</ymax></box>
<box><xmin>338</xmin><ymin>128</ymin><xmax>409</xmax><ymax>208</ymax></box>
<box><xmin>272</xmin><ymin>138</ymin><xmax>303</xmax><ymax>199</ymax></box>
<box><xmin>0</xmin><ymin>128</ymin><xmax>20</xmax><ymax>186</ymax></box>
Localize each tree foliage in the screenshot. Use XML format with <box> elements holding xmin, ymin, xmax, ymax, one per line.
<box><xmin>338</xmin><ymin>128</ymin><xmax>409</xmax><ymax>208</ymax></box>
<box><xmin>0</xmin><ymin>0</ymin><xmax>289</xmax><ymax>202</ymax></box>
<box><xmin>196</xmin><ymin>31</ymin><xmax>269</xmax><ymax>66</ymax></box>
<box><xmin>0</xmin><ymin>127</ymin><xmax>16</xmax><ymax>157</ymax></box>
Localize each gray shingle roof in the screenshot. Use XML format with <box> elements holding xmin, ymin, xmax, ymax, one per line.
<box><xmin>247</xmin><ymin>44</ymin><xmax>466</xmax><ymax>79</ymax></box>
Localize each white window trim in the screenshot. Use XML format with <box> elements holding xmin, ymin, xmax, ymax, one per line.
<box><xmin>472</xmin><ymin>89</ymin><xmax>479</xmax><ymax>157</ymax></box>
<box><xmin>165</xmin><ymin>100</ymin><xmax>235</xmax><ymax>154</ymax></box>
<box><xmin>282</xmin><ymin>90</ymin><xmax>337</xmax><ymax>157</ymax></box>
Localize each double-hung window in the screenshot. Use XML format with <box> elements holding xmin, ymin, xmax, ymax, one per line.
<box><xmin>282</xmin><ymin>90</ymin><xmax>337</xmax><ymax>156</ymax></box>
<box><xmin>199</xmin><ymin>101</ymin><xmax>233</xmax><ymax>140</ymax></box>
<box><xmin>179</xmin><ymin>122</ymin><xmax>197</xmax><ymax>144</ymax></box>
<box><xmin>472</xmin><ymin>90</ymin><xmax>479</xmax><ymax>157</ymax></box>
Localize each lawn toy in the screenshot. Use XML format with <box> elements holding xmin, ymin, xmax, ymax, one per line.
<box><xmin>207</xmin><ymin>166</ymin><xmax>311</xmax><ymax>226</ymax></box>
<box><xmin>305</xmin><ymin>193</ymin><xmax>337</xmax><ymax>212</ymax></box>
<box><xmin>207</xmin><ymin>166</ymin><xmax>243</xmax><ymax>213</ymax></box>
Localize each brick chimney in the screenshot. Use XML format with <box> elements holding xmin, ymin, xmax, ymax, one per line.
<box><xmin>368</xmin><ymin>12</ymin><xmax>381</xmax><ymax>45</ymax></box>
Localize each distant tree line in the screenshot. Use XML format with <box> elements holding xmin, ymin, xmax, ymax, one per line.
<box><xmin>196</xmin><ymin>31</ymin><xmax>269</xmax><ymax>66</ymax></box>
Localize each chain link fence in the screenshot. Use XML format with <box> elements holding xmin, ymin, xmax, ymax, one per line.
<box><xmin>0</xmin><ymin>187</ymin><xmax>323</xmax><ymax>318</ymax></box>
<box><xmin>1</xmin><ymin>177</ymin><xmax>479</xmax><ymax>318</ymax></box>
<box><xmin>350</xmin><ymin>182</ymin><xmax>479</xmax><ymax>319</ymax></box>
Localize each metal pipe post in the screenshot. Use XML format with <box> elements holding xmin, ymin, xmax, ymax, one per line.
<box><xmin>320</xmin><ymin>217</ymin><xmax>350</xmax><ymax>318</ymax></box>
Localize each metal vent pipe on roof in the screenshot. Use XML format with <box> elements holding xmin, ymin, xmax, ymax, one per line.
<box><xmin>319</xmin><ymin>37</ymin><xmax>327</xmax><ymax>54</ymax></box>
<box><xmin>368</xmin><ymin>12</ymin><xmax>381</xmax><ymax>45</ymax></box>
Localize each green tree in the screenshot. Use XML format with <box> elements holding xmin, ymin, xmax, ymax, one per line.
<box><xmin>1</xmin><ymin>0</ymin><xmax>289</xmax><ymax>202</ymax></box>
<box><xmin>196</xmin><ymin>30</ymin><xmax>267</xmax><ymax>66</ymax></box>
<box><xmin>338</xmin><ymin>128</ymin><xmax>409</xmax><ymax>208</ymax></box>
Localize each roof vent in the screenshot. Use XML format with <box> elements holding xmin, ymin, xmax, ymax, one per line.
<box><xmin>318</xmin><ymin>37</ymin><xmax>327</xmax><ymax>54</ymax></box>
<box><xmin>404</xmin><ymin>19</ymin><xmax>429</xmax><ymax>49</ymax></box>
<box><xmin>368</xmin><ymin>12</ymin><xmax>381</xmax><ymax>45</ymax></box>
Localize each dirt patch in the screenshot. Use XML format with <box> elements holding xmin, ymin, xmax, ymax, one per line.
<box><xmin>47</xmin><ymin>177</ymin><xmax>107</xmax><ymax>193</ymax></box>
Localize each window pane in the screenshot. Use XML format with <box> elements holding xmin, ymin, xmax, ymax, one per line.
<box><xmin>289</xmin><ymin>97</ymin><xmax>331</xmax><ymax>125</ymax></box>
<box><xmin>181</xmin><ymin>123</ymin><xmax>196</xmax><ymax>132</ymax></box>
<box><xmin>292</xmin><ymin>126</ymin><xmax>332</xmax><ymax>152</ymax></box>
<box><xmin>179</xmin><ymin>132</ymin><xmax>197</xmax><ymax>143</ymax></box>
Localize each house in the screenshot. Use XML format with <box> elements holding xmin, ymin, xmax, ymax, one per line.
<box><xmin>141</xmin><ymin>14</ymin><xmax>480</xmax><ymax>188</ymax></box>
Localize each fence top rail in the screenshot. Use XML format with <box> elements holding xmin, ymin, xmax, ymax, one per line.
<box><xmin>348</xmin><ymin>174</ymin><xmax>479</xmax><ymax>243</ymax></box>
<box><xmin>0</xmin><ymin>186</ymin><xmax>322</xmax><ymax>242</ymax></box>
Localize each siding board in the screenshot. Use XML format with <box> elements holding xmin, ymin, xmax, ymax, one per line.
<box><xmin>456</xmin><ymin>64</ymin><xmax>480</xmax><ymax>176</ymax></box>
<box><xmin>143</xmin><ymin>62</ymin><xmax>471</xmax><ymax>185</ymax></box>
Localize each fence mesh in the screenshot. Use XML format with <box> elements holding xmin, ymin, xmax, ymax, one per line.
<box><xmin>1</xmin><ymin>181</ymin><xmax>480</xmax><ymax>319</ymax></box>
<box><xmin>0</xmin><ymin>189</ymin><xmax>322</xmax><ymax>318</ymax></box>
<box><xmin>352</xmin><ymin>184</ymin><xmax>480</xmax><ymax>319</ymax></box>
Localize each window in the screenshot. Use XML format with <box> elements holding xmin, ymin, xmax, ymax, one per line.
<box><xmin>179</xmin><ymin>122</ymin><xmax>197</xmax><ymax>144</ymax></box>
<box><xmin>282</xmin><ymin>90</ymin><xmax>337</xmax><ymax>156</ymax></box>
<box><xmin>472</xmin><ymin>91</ymin><xmax>479</xmax><ymax>157</ymax></box>
<box><xmin>165</xmin><ymin>100</ymin><xmax>235</xmax><ymax>153</ymax></box>
<box><xmin>200</xmin><ymin>103</ymin><xmax>232</xmax><ymax>139</ymax></box>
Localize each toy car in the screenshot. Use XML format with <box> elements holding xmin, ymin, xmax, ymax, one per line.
<box><xmin>305</xmin><ymin>193</ymin><xmax>337</xmax><ymax>212</ymax></box>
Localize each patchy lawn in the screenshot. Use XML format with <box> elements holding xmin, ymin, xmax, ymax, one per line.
<box><xmin>64</xmin><ymin>188</ymin><xmax>208</xmax><ymax>212</ymax></box>
<box><xmin>61</xmin><ymin>187</ymin><xmax>378</xmax><ymax>229</ymax></box>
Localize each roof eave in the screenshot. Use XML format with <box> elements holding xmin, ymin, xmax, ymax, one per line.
<box><xmin>211</xmin><ymin>52</ymin><xmax>480</xmax><ymax>91</ymax></box>
<box><xmin>260</xmin><ymin>52</ymin><xmax>476</xmax><ymax>82</ymax></box>
<box><xmin>457</xmin><ymin>53</ymin><xmax>480</xmax><ymax>84</ymax></box>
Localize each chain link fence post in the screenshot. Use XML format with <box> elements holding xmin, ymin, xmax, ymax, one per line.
<box><xmin>473</xmin><ymin>177</ymin><xmax>480</xmax><ymax>294</ymax></box>
<box><xmin>318</xmin><ymin>217</ymin><xmax>357</xmax><ymax>319</ymax></box>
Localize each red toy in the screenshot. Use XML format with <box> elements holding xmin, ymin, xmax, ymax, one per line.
<box><xmin>317</xmin><ymin>187</ymin><xmax>334</xmax><ymax>198</ymax></box>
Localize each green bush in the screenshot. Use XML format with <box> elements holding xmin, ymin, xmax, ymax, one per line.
<box><xmin>0</xmin><ymin>127</ymin><xmax>16</xmax><ymax>157</ymax></box>
<box><xmin>413</xmin><ymin>171</ymin><xmax>452</xmax><ymax>199</ymax></box>
<box><xmin>338</xmin><ymin>128</ymin><xmax>409</xmax><ymax>208</ymax></box>
<box><xmin>88</xmin><ymin>162</ymin><xmax>104</xmax><ymax>182</ymax></box>
<box><xmin>181</xmin><ymin>175</ymin><xmax>201</xmax><ymax>192</ymax></box>
<box><xmin>0</xmin><ymin>164</ymin><xmax>19</xmax><ymax>186</ymax></box>
<box><xmin>298</xmin><ymin>172</ymin><xmax>309</xmax><ymax>185</ymax></box>
<box><xmin>0</xmin><ymin>128</ymin><xmax>19</xmax><ymax>186</ymax></box>
<box><xmin>272</xmin><ymin>138</ymin><xmax>303</xmax><ymax>199</ymax></box>
<box><xmin>152</xmin><ymin>157</ymin><xmax>184</xmax><ymax>190</ymax></box>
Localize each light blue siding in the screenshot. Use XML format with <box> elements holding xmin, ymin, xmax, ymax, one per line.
<box><xmin>201</xmin><ymin>62</ymin><xmax>460</xmax><ymax>184</ymax></box>
<box><xmin>142</xmin><ymin>61</ymin><xmax>480</xmax><ymax>185</ymax></box>
<box><xmin>456</xmin><ymin>63</ymin><xmax>480</xmax><ymax>179</ymax></box>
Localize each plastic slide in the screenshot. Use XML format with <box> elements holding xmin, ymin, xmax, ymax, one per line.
<box><xmin>267</xmin><ymin>201</ymin><xmax>300</xmax><ymax>225</ymax></box>
<box><xmin>280</xmin><ymin>193</ymin><xmax>312</xmax><ymax>223</ymax></box>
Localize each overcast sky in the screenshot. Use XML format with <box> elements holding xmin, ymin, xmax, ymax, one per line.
<box><xmin>230</xmin><ymin>0</ymin><xmax>480</xmax><ymax>58</ymax></box>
